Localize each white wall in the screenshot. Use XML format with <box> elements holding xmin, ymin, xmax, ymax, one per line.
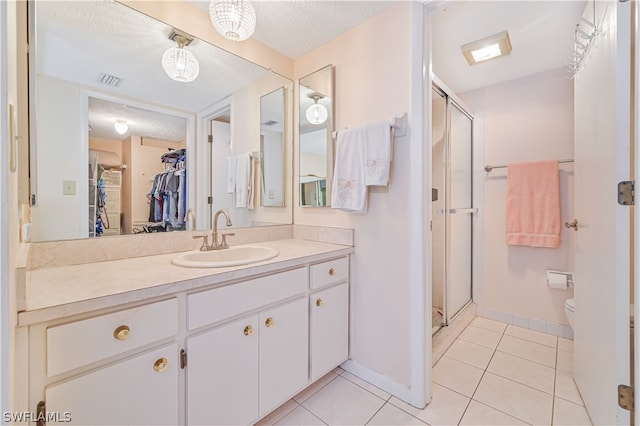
<box><xmin>461</xmin><ymin>68</ymin><xmax>575</xmax><ymax>326</ymax></box>
<box><xmin>294</xmin><ymin>3</ymin><xmax>415</xmax><ymax>389</ymax></box>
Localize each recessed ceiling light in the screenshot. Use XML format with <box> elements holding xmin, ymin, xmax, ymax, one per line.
<box><xmin>461</xmin><ymin>31</ymin><xmax>512</xmax><ymax>66</ymax></box>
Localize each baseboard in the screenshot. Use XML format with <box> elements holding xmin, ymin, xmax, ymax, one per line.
<box><xmin>340</xmin><ymin>359</ymin><xmax>412</xmax><ymax>404</ymax></box>
<box><xmin>477</xmin><ymin>306</ymin><xmax>574</xmax><ymax>340</ymax></box>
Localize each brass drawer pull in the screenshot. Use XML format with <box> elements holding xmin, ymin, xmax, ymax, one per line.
<box><xmin>244</xmin><ymin>325</ymin><xmax>253</xmax><ymax>336</ymax></box>
<box><xmin>153</xmin><ymin>357</ymin><xmax>168</xmax><ymax>373</ymax></box>
<box><xmin>265</xmin><ymin>317</ymin><xmax>275</xmax><ymax>328</ymax></box>
<box><xmin>316</xmin><ymin>298</ymin><xmax>324</xmax><ymax>307</ymax></box>
<box><xmin>113</xmin><ymin>325</ymin><xmax>130</xmax><ymax>341</ymax></box>
<box><xmin>329</xmin><ymin>268</ymin><xmax>336</xmax><ymax>276</ymax></box>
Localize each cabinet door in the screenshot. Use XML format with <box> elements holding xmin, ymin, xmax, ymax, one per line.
<box><xmin>259</xmin><ymin>297</ymin><xmax>308</xmax><ymax>416</ymax></box>
<box><xmin>45</xmin><ymin>343</ymin><xmax>179</xmax><ymax>425</ymax></box>
<box><xmin>187</xmin><ymin>315</ymin><xmax>259</xmax><ymax>426</ymax></box>
<box><xmin>310</xmin><ymin>283</ymin><xmax>349</xmax><ymax>381</ymax></box>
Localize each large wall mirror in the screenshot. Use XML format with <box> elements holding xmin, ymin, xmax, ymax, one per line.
<box><xmin>260</xmin><ymin>87</ymin><xmax>287</xmax><ymax>207</ymax></box>
<box><xmin>298</xmin><ymin>65</ymin><xmax>334</xmax><ymax>207</ymax></box>
<box><xmin>29</xmin><ymin>1</ymin><xmax>293</xmax><ymax>242</ymax></box>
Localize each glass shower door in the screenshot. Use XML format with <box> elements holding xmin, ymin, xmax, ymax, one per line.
<box><xmin>446</xmin><ymin>101</ymin><xmax>473</xmax><ymax>319</ymax></box>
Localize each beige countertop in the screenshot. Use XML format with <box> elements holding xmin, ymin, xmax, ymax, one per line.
<box><xmin>19</xmin><ymin>239</ymin><xmax>353</xmax><ymax>326</ymax></box>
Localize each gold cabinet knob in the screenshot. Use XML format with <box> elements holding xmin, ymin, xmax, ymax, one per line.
<box><xmin>329</xmin><ymin>268</ymin><xmax>336</xmax><ymax>276</ymax></box>
<box><xmin>316</xmin><ymin>298</ymin><xmax>324</xmax><ymax>307</ymax></box>
<box><xmin>243</xmin><ymin>325</ymin><xmax>253</xmax><ymax>336</ymax></box>
<box><xmin>153</xmin><ymin>357</ymin><xmax>168</xmax><ymax>373</ymax></box>
<box><xmin>113</xmin><ymin>325</ymin><xmax>130</xmax><ymax>341</ymax></box>
<box><xmin>265</xmin><ymin>317</ymin><xmax>275</xmax><ymax>328</ymax></box>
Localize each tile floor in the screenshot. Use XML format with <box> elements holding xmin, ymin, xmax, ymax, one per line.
<box><xmin>257</xmin><ymin>316</ymin><xmax>592</xmax><ymax>426</ymax></box>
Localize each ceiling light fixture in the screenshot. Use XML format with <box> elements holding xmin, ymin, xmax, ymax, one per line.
<box><xmin>209</xmin><ymin>0</ymin><xmax>256</xmax><ymax>42</ymax></box>
<box><xmin>461</xmin><ymin>30</ymin><xmax>512</xmax><ymax>66</ymax></box>
<box><xmin>114</xmin><ymin>120</ymin><xmax>128</xmax><ymax>135</ymax></box>
<box><xmin>162</xmin><ymin>29</ymin><xmax>200</xmax><ymax>83</ymax></box>
<box><xmin>306</xmin><ymin>94</ymin><xmax>328</xmax><ymax>125</ymax></box>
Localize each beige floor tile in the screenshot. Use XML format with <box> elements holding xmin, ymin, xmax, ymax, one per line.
<box><xmin>471</xmin><ymin>317</ymin><xmax>508</xmax><ymax>334</ymax></box>
<box><xmin>554</xmin><ymin>370</ymin><xmax>584</xmax><ymax>406</ymax></box>
<box><xmin>389</xmin><ymin>383</ymin><xmax>470</xmax><ymax>426</ymax></box>
<box><xmin>459</xmin><ymin>325</ymin><xmax>503</xmax><ymax>349</ymax></box>
<box><xmin>487</xmin><ymin>351</ymin><xmax>555</xmax><ymax>394</ymax></box>
<box><xmin>366</xmin><ymin>403</ymin><xmax>426</xmax><ymax>425</ymax></box>
<box><xmin>556</xmin><ymin>348</ymin><xmax>573</xmax><ymax>372</ymax></box>
<box><xmin>432</xmin><ymin>356</ymin><xmax>484</xmax><ymax>397</ymax></box>
<box><xmin>445</xmin><ymin>338</ymin><xmax>495</xmax><ymax>370</ymax></box>
<box><xmin>474</xmin><ymin>372</ymin><xmax>553</xmax><ymax>425</ymax></box>
<box><xmin>255</xmin><ymin>399</ymin><xmax>299</xmax><ymax>426</ymax></box>
<box><xmin>341</xmin><ymin>372</ymin><xmax>391</xmax><ymax>401</ymax></box>
<box><xmin>333</xmin><ymin>366</ymin><xmax>345</xmax><ymax>375</ymax></box>
<box><xmin>459</xmin><ymin>400</ymin><xmax>528</xmax><ymax>425</ymax></box>
<box><xmin>552</xmin><ymin>397</ymin><xmax>592</xmax><ymax>425</ymax></box>
<box><xmin>497</xmin><ymin>335</ymin><xmax>557</xmax><ymax>367</ymax></box>
<box><xmin>294</xmin><ymin>372</ymin><xmax>338</xmax><ymax>404</ymax></box>
<box><xmin>506</xmin><ymin>324</ymin><xmax>558</xmax><ymax>348</ymax></box>
<box><xmin>557</xmin><ymin>337</ymin><xmax>574</xmax><ymax>353</ymax></box>
<box><xmin>275</xmin><ymin>406</ymin><xmax>326</xmax><ymax>426</ymax></box>
<box><xmin>302</xmin><ymin>376</ymin><xmax>385</xmax><ymax>426</ymax></box>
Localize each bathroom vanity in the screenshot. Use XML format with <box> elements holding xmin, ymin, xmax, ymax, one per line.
<box><xmin>18</xmin><ymin>238</ymin><xmax>352</xmax><ymax>425</ymax></box>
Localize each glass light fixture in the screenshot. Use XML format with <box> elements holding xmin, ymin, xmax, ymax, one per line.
<box><xmin>162</xmin><ymin>30</ymin><xmax>200</xmax><ymax>83</ymax></box>
<box><xmin>461</xmin><ymin>31</ymin><xmax>512</xmax><ymax>66</ymax></box>
<box><xmin>306</xmin><ymin>94</ymin><xmax>328</xmax><ymax>125</ymax></box>
<box><xmin>114</xmin><ymin>120</ymin><xmax>128</xmax><ymax>135</ymax></box>
<box><xmin>209</xmin><ymin>0</ymin><xmax>256</xmax><ymax>42</ymax></box>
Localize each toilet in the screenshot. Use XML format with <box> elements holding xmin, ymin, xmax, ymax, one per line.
<box><xmin>565</xmin><ymin>298</ymin><xmax>575</xmax><ymax>329</ymax></box>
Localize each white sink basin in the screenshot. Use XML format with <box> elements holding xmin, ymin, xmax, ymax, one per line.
<box><xmin>171</xmin><ymin>245</ymin><xmax>279</xmax><ymax>268</ymax></box>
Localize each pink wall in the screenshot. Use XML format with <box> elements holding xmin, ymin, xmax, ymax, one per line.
<box><xmin>462</xmin><ymin>68</ymin><xmax>575</xmax><ymax>326</ymax></box>
<box><xmin>294</xmin><ymin>3</ymin><xmax>414</xmax><ymax>387</ymax></box>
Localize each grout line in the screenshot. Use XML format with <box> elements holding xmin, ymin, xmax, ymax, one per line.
<box><xmin>297</xmin><ymin>404</ymin><xmax>329</xmax><ymax>426</ymax></box>
<box><xmin>363</xmin><ymin>401</ymin><xmax>387</xmax><ymax>426</ymax></box>
<box><xmin>338</xmin><ymin>372</ymin><xmax>392</xmax><ymax>402</ymax></box>
<box><xmin>295</xmin><ymin>372</ymin><xmax>341</xmax><ymax>405</ymax></box>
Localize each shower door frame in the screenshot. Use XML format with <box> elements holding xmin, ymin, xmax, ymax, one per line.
<box><xmin>432</xmin><ymin>77</ymin><xmax>475</xmax><ymax>330</ymax></box>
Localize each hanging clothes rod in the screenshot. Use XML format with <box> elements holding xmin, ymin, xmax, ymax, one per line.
<box><xmin>332</xmin><ymin>112</ymin><xmax>408</xmax><ymax>139</ymax></box>
<box><xmin>484</xmin><ymin>159</ymin><xmax>574</xmax><ymax>173</ymax></box>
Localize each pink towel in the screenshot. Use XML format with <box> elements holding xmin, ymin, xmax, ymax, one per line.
<box><xmin>506</xmin><ymin>161</ymin><xmax>561</xmax><ymax>248</ymax></box>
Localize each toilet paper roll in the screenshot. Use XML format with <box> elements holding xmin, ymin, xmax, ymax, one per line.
<box><xmin>547</xmin><ymin>272</ymin><xmax>568</xmax><ymax>290</ymax></box>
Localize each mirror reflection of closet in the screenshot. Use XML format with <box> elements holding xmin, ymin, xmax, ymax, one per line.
<box><xmin>260</xmin><ymin>87</ymin><xmax>286</xmax><ymax>207</ymax></box>
<box><xmin>88</xmin><ymin>97</ymin><xmax>187</xmax><ymax>237</ymax></box>
<box><xmin>298</xmin><ymin>65</ymin><xmax>334</xmax><ymax>207</ymax></box>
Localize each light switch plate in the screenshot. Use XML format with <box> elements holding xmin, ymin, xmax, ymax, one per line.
<box><xmin>62</xmin><ymin>180</ymin><xmax>76</xmax><ymax>195</ymax></box>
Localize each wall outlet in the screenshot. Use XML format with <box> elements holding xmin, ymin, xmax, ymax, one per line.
<box><xmin>62</xmin><ymin>180</ymin><xmax>76</xmax><ymax>195</ymax></box>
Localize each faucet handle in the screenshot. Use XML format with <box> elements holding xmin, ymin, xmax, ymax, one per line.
<box><xmin>220</xmin><ymin>232</ymin><xmax>235</xmax><ymax>248</ymax></box>
<box><xmin>192</xmin><ymin>235</ymin><xmax>210</xmax><ymax>251</ymax></box>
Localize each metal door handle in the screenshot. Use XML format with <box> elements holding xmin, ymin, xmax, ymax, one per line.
<box><xmin>448</xmin><ymin>208</ymin><xmax>478</xmax><ymax>214</ymax></box>
<box><xmin>564</xmin><ymin>219</ymin><xmax>578</xmax><ymax>231</ymax></box>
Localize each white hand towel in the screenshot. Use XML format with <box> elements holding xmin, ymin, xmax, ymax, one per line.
<box><xmin>234</xmin><ymin>153</ymin><xmax>251</xmax><ymax>208</ymax></box>
<box><xmin>330</xmin><ymin>128</ymin><xmax>367</xmax><ymax>213</ymax></box>
<box><xmin>363</xmin><ymin>122</ymin><xmax>391</xmax><ymax>186</ymax></box>
<box><xmin>227</xmin><ymin>156</ymin><xmax>237</xmax><ymax>194</ymax></box>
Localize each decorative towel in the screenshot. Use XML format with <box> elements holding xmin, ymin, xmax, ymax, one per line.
<box><xmin>330</xmin><ymin>127</ymin><xmax>368</xmax><ymax>213</ymax></box>
<box><xmin>227</xmin><ymin>156</ymin><xmax>237</xmax><ymax>194</ymax></box>
<box><xmin>506</xmin><ymin>160</ymin><xmax>561</xmax><ymax>248</ymax></box>
<box><xmin>234</xmin><ymin>153</ymin><xmax>252</xmax><ymax>209</ymax></box>
<box><xmin>363</xmin><ymin>122</ymin><xmax>391</xmax><ymax>186</ymax></box>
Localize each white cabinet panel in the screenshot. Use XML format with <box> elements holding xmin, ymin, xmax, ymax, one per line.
<box><xmin>47</xmin><ymin>298</ymin><xmax>178</xmax><ymax>377</ymax></box>
<box><xmin>187</xmin><ymin>315</ymin><xmax>259</xmax><ymax>425</ymax></box>
<box><xmin>259</xmin><ymin>297</ymin><xmax>309</xmax><ymax>416</ymax></box>
<box><xmin>45</xmin><ymin>343</ymin><xmax>179</xmax><ymax>425</ymax></box>
<box><xmin>310</xmin><ymin>283</ymin><xmax>349</xmax><ymax>380</ymax></box>
<box><xmin>310</xmin><ymin>257</ymin><xmax>349</xmax><ymax>289</ymax></box>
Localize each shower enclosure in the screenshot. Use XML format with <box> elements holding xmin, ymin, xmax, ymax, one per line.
<box><xmin>431</xmin><ymin>81</ymin><xmax>474</xmax><ymax>334</ymax></box>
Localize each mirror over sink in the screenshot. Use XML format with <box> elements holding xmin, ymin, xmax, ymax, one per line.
<box><xmin>29</xmin><ymin>0</ymin><xmax>293</xmax><ymax>242</ymax></box>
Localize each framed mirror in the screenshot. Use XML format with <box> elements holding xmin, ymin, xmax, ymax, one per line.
<box><xmin>298</xmin><ymin>65</ymin><xmax>334</xmax><ymax>207</ymax></box>
<box><xmin>29</xmin><ymin>0</ymin><xmax>293</xmax><ymax>242</ymax></box>
<box><xmin>260</xmin><ymin>87</ymin><xmax>287</xmax><ymax>207</ymax></box>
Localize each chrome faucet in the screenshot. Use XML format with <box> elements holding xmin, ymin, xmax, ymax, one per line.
<box><xmin>211</xmin><ymin>209</ymin><xmax>234</xmax><ymax>250</ymax></box>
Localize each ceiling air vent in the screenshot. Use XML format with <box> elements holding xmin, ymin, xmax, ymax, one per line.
<box><xmin>262</xmin><ymin>120</ymin><xmax>278</xmax><ymax>126</ymax></box>
<box><xmin>97</xmin><ymin>72</ymin><xmax>123</xmax><ymax>87</ymax></box>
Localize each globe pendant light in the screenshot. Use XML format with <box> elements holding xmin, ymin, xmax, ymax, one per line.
<box><xmin>209</xmin><ymin>0</ymin><xmax>256</xmax><ymax>42</ymax></box>
<box><xmin>114</xmin><ymin>120</ymin><xmax>128</xmax><ymax>135</ymax></box>
<box><xmin>162</xmin><ymin>30</ymin><xmax>200</xmax><ymax>83</ymax></box>
<box><xmin>306</xmin><ymin>94</ymin><xmax>328</xmax><ymax>125</ymax></box>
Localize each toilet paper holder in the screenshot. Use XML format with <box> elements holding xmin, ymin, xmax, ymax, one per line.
<box><xmin>547</xmin><ymin>270</ymin><xmax>574</xmax><ymax>289</ymax></box>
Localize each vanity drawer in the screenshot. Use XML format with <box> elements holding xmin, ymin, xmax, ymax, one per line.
<box><xmin>310</xmin><ymin>257</ymin><xmax>349</xmax><ymax>289</ymax></box>
<box><xmin>188</xmin><ymin>267</ymin><xmax>308</xmax><ymax>330</ymax></box>
<box><xmin>47</xmin><ymin>298</ymin><xmax>178</xmax><ymax>377</ymax></box>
